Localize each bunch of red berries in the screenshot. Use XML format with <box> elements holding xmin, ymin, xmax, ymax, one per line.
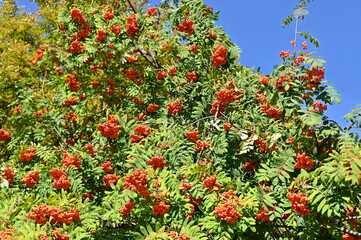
<box><xmin>99</xmin><ymin>161</ymin><xmax>114</xmax><ymax>172</ymax></box>
<box><xmin>124</xmin><ymin>168</ymin><xmax>150</xmax><ymax>197</ymax></box>
<box><xmin>213</xmin><ymin>201</ymin><xmax>242</xmax><ymax>224</ymax></box>
<box><xmin>20</xmin><ymin>148</ymin><xmax>36</xmax><ymax>162</ymax></box>
<box><xmin>261</xmin><ymin>103</ymin><xmax>282</xmax><ymax>119</ymax></box>
<box><xmin>157</xmin><ymin>71</ymin><xmax>167</xmax><ymax>80</ymax></box>
<box><xmin>294</xmin><ymin>153</ymin><xmax>314</xmax><ymax>169</ymax></box>
<box><xmin>212</xmin><ymin>45</ymin><xmax>227</xmax><ymax>67</ymax></box>
<box><xmin>177</xmin><ymin>20</ymin><xmax>195</xmax><ymax>34</ymax></box>
<box><xmin>202</xmin><ymin>176</ymin><xmax>223</xmax><ymax>191</ymax></box>
<box><xmin>147</xmin><ymin>104</ymin><xmax>159</xmax><ymax>113</ymax></box>
<box><xmin>147</xmin><ymin>7</ymin><xmax>157</xmax><ymax>17</ymax></box>
<box><xmin>21</xmin><ymin>171</ymin><xmax>40</xmax><ymax>188</ymax></box>
<box><xmin>2</xmin><ymin>168</ymin><xmax>16</xmax><ymax>184</ymax></box>
<box><xmin>312</xmin><ymin>101</ymin><xmax>327</xmax><ymax>112</ymax></box>
<box><xmin>185</xmin><ymin>130</ymin><xmax>199</xmax><ymax>142</ymax></box>
<box><xmin>103</xmin><ymin>174</ymin><xmax>120</xmax><ymax>188</ymax></box>
<box><xmin>194</xmin><ymin>140</ymin><xmax>211</xmax><ymax>152</ymax></box>
<box><xmin>210</xmin><ymin>100</ymin><xmax>226</xmax><ymax>117</ymax></box>
<box><xmin>216</xmin><ymin>89</ymin><xmax>235</xmax><ymax>104</ymax></box>
<box><xmin>61</xmin><ymin>153</ymin><xmax>81</xmax><ymax>169</ymax></box>
<box><xmin>50</xmin><ymin>168</ymin><xmax>71</xmax><ymax>190</ymax></box>
<box><xmin>119</xmin><ymin>201</ymin><xmax>136</xmax><ymax>218</ymax></box>
<box><xmin>126</xmin><ymin>14</ymin><xmax>139</xmax><ymax>37</ymax></box>
<box><xmin>152</xmin><ymin>201</ymin><xmax>170</xmax><ymax>216</ymax></box>
<box><xmin>186</xmin><ymin>72</ymin><xmax>198</xmax><ymax>83</ymax></box>
<box><xmin>260</xmin><ymin>77</ymin><xmax>270</xmax><ymax>85</ymax></box>
<box><xmin>97</xmin><ymin>115</ymin><xmax>122</xmax><ymax>139</ymax></box>
<box><xmin>96</xmin><ymin>29</ymin><xmax>108</xmax><ymax>42</ymax></box>
<box><xmin>255</xmin><ymin>206</ymin><xmax>274</xmax><ymax>222</ymax></box>
<box><xmin>65</xmin><ymin>75</ymin><xmax>81</xmax><ymax>91</ymax></box>
<box><xmin>167</xmin><ymin>99</ymin><xmax>183</xmax><ymax>115</ymax></box>
<box><xmin>26</xmin><ymin>204</ymin><xmax>80</xmax><ymax>225</ymax></box>
<box><xmin>147</xmin><ymin>156</ymin><xmax>167</xmax><ymax>169</ymax></box>
<box><xmin>30</xmin><ymin>46</ymin><xmax>45</xmax><ymax>65</ymax></box>
<box><xmin>125</xmin><ymin>69</ymin><xmax>138</xmax><ymax>80</ymax></box>
<box><xmin>130</xmin><ymin>125</ymin><xmax>151</xmax><ymax>143</ymax></box>
<box><xmin>287</xmin><ymin>192</ymin><xmax>311</xmax><ymax>216</ymax></box>
<box><xmin>64</xmin><ymin>97</ymin><xmax>76</xmax><ymax>107</ymax></box>
<box><xmin>242</xmin><ymin>159</ymin><xmax>257</xmax><ymax>172</ymax></box>
<box><xmin>111</xmin><ymin>24</ymin><xmax>122</xmax><ymax>35</ymax></box>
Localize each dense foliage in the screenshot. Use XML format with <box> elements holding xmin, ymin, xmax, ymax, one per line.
<box><xmin>1</xmin><ymin>0</ymin><xmax>361</xmax><ymax>239</ymax></box>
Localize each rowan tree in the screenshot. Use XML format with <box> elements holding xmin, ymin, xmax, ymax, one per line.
<box><xmin>0</xmin><ymin>0</ymin><xmax>361</xmax><ymax>239</ymax></box>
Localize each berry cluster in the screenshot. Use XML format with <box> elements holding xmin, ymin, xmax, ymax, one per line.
<box><xmin>97</xmin><ymin>115</ymin><xmax>122</xmax><ymax>139</ymax></box>
<box><xmin>280</xmin><ymin>50</ymin><xmax>290</xmax><ymax>58</ymax></box>
<box><xmin>118</xmin><ymin>201</ymin><xmax>136</xmax><ymax>218</ymax></box>
<box><xmin>96</xmin><ymin>29</ymin><xmax>108</xmax><ymax>42</ymax></box>
<box><xmin>20</xmin><ymin>148</ymin><xmax>36</xmax><ymax>162</ymax></box>
<box><xmin>312</xmin><ymin>101</ymin><xmax>327</xmax><ymax>112</ymax></box>
<box><xmin>211</xmin><ymin>45</ymin><xmax>227</xmax><ymax>67</ymax></box>
<box><xmin>157</xmin><ymin>71</ymin><xmax>167</xmax><ymax>80</ymax></box>
<box><xmin>152</xmin><ymin>201</ymin><xmax>170</xmax><ymax>216</ymax></box>
<box><xmin>83</xmin><ymin>143</ymin><xmax>95</xmax><ymax>155</ymax></box>
<box><xmin>125</xmin><ymin>69</ymin><xmax>138</xmax><ymax>80</ymax></box>
<box><xmin>180</xmin><ymin>182</ymin><xmax>192</xmax><ymax>191</ymax></box>
<box><xmin>124</xmin><ymin>168</ymin><xmax>150</xmax><ymax>197</ymax></box>
<box><xmin>223</xmin><ymin>123</ymin><xmax>232</xmax><ymax>131</ymax></box>
<box><xmin>260</xmin><ymin>77</ymin><xmax>270</xmax><ymax>85</ymax></box>
<box><xmin>287</xmin><ymin>192</ymin><xmax>311</xmax><ymax>216</ymax></box>
<box><xmin>213</xmin><ymin>201</ymin><xmax>242</xmax><ymax>224</ymax></box>
<box><xmin>167</xmin><ymin>99</ymin><xmax>183</xmax><ymax>115</ymax></box>
<box><xmin>185</xmin><ymin>130</ymin><xmax>199</xmax><ymax>142</ymax></box>
<box><xmin>255</xmin><ymin>206</ymin><xmax>274</xmax><ymax>222</ymax></box>
<box><xmin>216</xmin><ymin>89</ymin><xmax>235</xmax><ymax>104</ymax></box>
<box><xmin>169</xmin><ymin>66</ymin><xmax>177</xmax><ymax>76</ymax></box>
<box><xmin>186</xmin><ymin>72</ymin><xmax>198</xmax><ymax>83</ymax></box>
<box><xmin>190</xmin><ymin>45</ymin><xmax>198</xmax><ymax>54</ymax></box>
<box><xmin>194</xmin><ymin>140</ymin><xmax>211</xmax><ymax>152</ymax></box>
<box><xmin>111</xmin><ymin>24</ymin><xmax>121</xmax><ymax>35</ymax></box>
<box><xmin>82</xmin><ymin>193</ymin><xmax>95</xmax><ymax>201</ymax></box>
<box><xmin>103</xmin><ymin>174</ymin><xmax>120</xmax><ymax>188</ymax></box>
<box><xmin>99</xmin><ymin>161</ymin><xmax>114</xmax><ymax>172</ymax></box>
<box><xmin>147</xmin><ymin>7</ymin><xmax>157</xmax><ymax>17</ymax></box>
<box><xmin>2</xmin><ymin>168</ymin><xmax>16</xmax><ymax>184</ymax></box>
<box><xmin>177</xmin><ymin>20</ymin><xmax>195</xmax><ymax>34</ymax></box>
<box><xmin>51</xmin><ymin>231</ymin><xmax>69</xmax><ymax>240</ymax></box>
<box><xmin>294</xmin><ymin>153</ymin><xmax>314</xmax><ymax>169</ymax></box>
<box><xmin>70</xmin><ymin>8</ymin><xmax>86</xmax><ymax>24</ymax></box>
<box><xmin>62</xmin><ymin>153</ymin><xmax>82</xmax><ymax>169</ymax></box>
<box><xmin>26</xmin><ymin>204</ymin><xmax>80</xmax><ymax>225</ymax></box>
<box><xmin>64</xmin><ymin>96</ymin><xmax>76</xmax><ymax>107</ymax></box>
<box><xmin>254</xmin><ymin>139</ymin><xmax>274</xmax><ymax>153</ymax></box>
<box><xmin>65</xmin><ymin>75</ymin><xmax>81</xmax><ymax>91</ymax></box>
<box><xmin>50</xmin><ymin>168</ymin><xmax>71</xmax><ymax>190</ymax></box>
<box><xmin>20</xmin><ymin>171</ymin><xmax>40</xmax><ymax>188</ymax></box>
<box><xmin>103</xmin><ymin>6</ymin><xmax>114</xmax><ymax>20</ymax></box>
<box><xmin>261</xmin><ymin>103</ymin><xmax>282</xmax><ymax>119</ymax></box>
<box><xmin>69</xmin><ymin>41</ymin><xmax>84</xmax><ymax>54</ymax></box>
<box><xmin>210</xmin><ymin>100</ymin><xmax>226</xmax><ymax>117</ymax></box>
<box><xmin>275</xmin><ymin>74</ymin><xmax>292</xmax><ymax>92</ymax></box>
<box><xmin>168</xmin><ymin>231</ymin><xmax>191</xmax><ymax>240</ymax></box>
<box><xmin>126</xmin><ymin>14</ymin><xmax>139</xmax><ymax>37</ymax></box>
<box><xmin>0</xmin><ymin>130</ymin><xmax>11</xmax><ymax>141</ymax></box>
<box><xmin>147</xmin><ymin>104</ymin><xmax>159</xmax><ymax>113</ymax></box>
<box><xmin>202</xmin><ymin>176</ymin><xmax>223</xmax><ymax>191</ymax></box>
<box><xmin>30</xmin><ymin>46</ymin><xmax>45</xmax><ymax>65</ymax></box>
<box><xmin>147</xmin><ymin>156</ymin><xmax>167</xmax><ymax>169</ymax></box>
<box><xmin>242</xmin><ymin>159</ymin><xmax>257</xmax><ymax>172</ymax></box>
<box><xmin>130</xmin><ymin>125</ymin><xmax>151</xmax><ymax>143</ymax></box>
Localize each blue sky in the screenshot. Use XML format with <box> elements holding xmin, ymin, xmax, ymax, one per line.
<box><xmin>16</xmin><ymin>0</ymin><xmax>361</xmax><ymax>128</ymax></box>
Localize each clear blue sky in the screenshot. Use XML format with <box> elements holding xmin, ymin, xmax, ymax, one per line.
<box><xmin>17</xmin><ymin>0</ymin><xmax>361</xmax><ymax>128</ymax></box>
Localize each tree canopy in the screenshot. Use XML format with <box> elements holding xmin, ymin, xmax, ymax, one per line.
<box><xmin>0</xmin><ymin>0</ymin><xmax>361</xmax><ymax>239</ymax></box>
